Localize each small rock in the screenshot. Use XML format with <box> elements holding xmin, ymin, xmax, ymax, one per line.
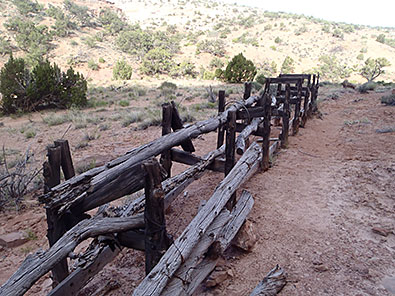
<box><xmin>372</xmin><ymin>227</ymin><xmax>391</xmax><ymax>237</ymax></box>
<box><xmin>382</xmin><ymin>277</ymin><xmax>395</xmax><ymax>294</ymax></box>
<box><xmin>0</xmin><ymin>122</ymin><xmax>4</xmax><ymax>127</ymax></box>
<box><xmin>205</xmin><ymin>266</ymin><xmax>228</xmax><ymax>287</ymax></box>
<box><xmin>314</xmin><ymin>265</ymin><xmax>329</xmax><ymax>272</ymax></box>
<box><xmin>232</xmin><ymin>220</ymin><xmax>257</xmax><ymax>252</ymax></box>
<box><xmin>0</xmin><ymin>232</ymin><xmax>29</xmax><ymax>248</ymax></box>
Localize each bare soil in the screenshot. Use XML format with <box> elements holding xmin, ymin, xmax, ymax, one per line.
<box><xmin>0</xmin><ymin>87</ymin><xmax>394</xmax><ymax>295</ymax></box>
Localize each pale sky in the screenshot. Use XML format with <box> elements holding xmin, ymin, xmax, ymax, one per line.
<box><xmin>220</xmin><ymin>0</ymin><xmax>395</xmax><ymax>28</ymax></box>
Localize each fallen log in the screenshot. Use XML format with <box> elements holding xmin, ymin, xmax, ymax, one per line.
<box><xmin>41</xmin><ymin>95</ymin><xmax>260</xmax><ymax>216</ymax></box>
<box><xmin>163</xmin><ymin>190</ymin><xmax>254</xmax><ymax>295</ymax></box>
<box><xmin>133</xmin><ymin>142</ymin><xmax>262</xmax><ymax>296</ymax></box>
<box><xmin>0</xmin><ymin>215</ymin><xmax>144</xmax><ymax>296</ymax></box>
<box><xmin>249</xmin><ymin>265</ymin><xmax>286</xmax><ymax>296</ymax></box>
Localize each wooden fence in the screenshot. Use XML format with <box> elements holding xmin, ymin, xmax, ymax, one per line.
<box><xmin>0</xmin><ymin>73</ymin><xmax>319</xmax><ymax>296</ymax></box>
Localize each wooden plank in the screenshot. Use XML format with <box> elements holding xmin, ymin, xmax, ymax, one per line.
<box><xmin>133</xmin><ymin>142</ymin><xmax>262</xmax><ymax>296</ymax></box>
<box><xmin>292</xmin><ymin>80</ymin><xmax>302</xmax><ymax>135</ymax></box>
<box><xmin>244</xmin><ymin>82</ymin><xmax>252</xmax><ymax>100</ymax></box>
<box><xmin>143</xmin><ymin>159</ymin><xmax>170</xmax><ymax>274</ymax></box>
<box><xmin>160</xmin><ymin>103</ymin><xmax>173</xmax><ymax>178</ymax></box>
<box><xmin>0</xmin><ymin>215</ymin><xmax>144</xmax><ymax>296</ymax></box>
<box><xmin>280</xmin><ymin>84</ymin><xmax>290</xmax><ymax>149</ymax></box>
<box><xmin>217</xmin><ymin>90</ymin><xmax>226</xmax><ymax>148</ymax></box>
<box><xmin>170</xmin><ymin>101</ymin><xmax>195</xmax><ymax>153</ymax></box>
<box><xmin>261</xmin><ymin>94</ymin><xmax>271</xmax><ymax>171</ymax></box>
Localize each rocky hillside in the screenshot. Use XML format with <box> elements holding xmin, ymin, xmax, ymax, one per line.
<box><xmin>0</xmin><ymin>0</ymin><xmax>394</xmax><ymax>87</ymax></box>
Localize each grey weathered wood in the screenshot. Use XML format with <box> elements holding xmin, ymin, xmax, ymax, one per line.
<box><xmin>133</xmin><ymin>142</ymin><xmax>262</xmax><ymax>296</ymax></box>
<box><xmin>0</xmin><ymin>215</ymin><xmax>144</xmax><ymax>296</ymax></box>
<box><xmin>280</xmin><ymin>84</ymin><xmax>290</xmax><ymax>149</ymax></box>
<box><xmin>162</xmin><ymin>190</ymin><xmax>254</xmax><ymax>295</ymax></box>
<box><xmin>54</xmin><ymin>139</ymin><xmax>75</xmax><ymax>180</ymax></box>
<box><xmin>45</xmin><ymin>144</ymin><xmax>69</xmax><ymax>287</ymax></box>
<box><xmin>41</xmin><ymin>95</ymin><xmax>260</xmax><ymax>216</ymax></box>
<box><xmin>170</xmin><ymin>101</ymin><xmax>195</xmax><ymax>153</ymax></box>
<box><xmin>236</xmin><ymin>117</ymin><xmax>263</xmax><ymax>155</ymax></box>
<box><xmin>170</xmin><ymin>148</ymin><xmax>225</xmax><ymax>173</ymax></box>
<box><xmin>160</xmin><ymin>103</ymin><xmax>173</xmax><ymax>178</ymax></box>
<box><xmin>225</xmin><ymin>110</ymin><xmax>237</xmax><ymax>209</ymax></box>
<box><xmin>143</xmin><ymin>159</ymin><xmax>170</xmax><ymax>274</ymax></box>
<box><xmin>249</xmin><ymin>265</ymin><xmax>286</xmax><ymax>296</ymax></box>
<box><xmin>217</xmin><ymin>90</ymin><xmax>226</xmax><ymax>148</ymax></box>
<box><xmin>47</xmin><ymin>145</ymin><xmax>227</xmax><ymax>296</ymax></box>
<box><xmin>261</xmin><ymin>94</ymin><xmax>271</xmax><ymax>171</ymax></box>
<box><xmin>292</xmin><ymin>80</ymin><xmax>302</xmax><ymax>135</ymax></box>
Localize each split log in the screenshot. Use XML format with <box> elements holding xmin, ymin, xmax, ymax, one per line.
<box><xmin>163</xmin><ymin>190</ymin><xmax>254</xmax><ymax>295</ymax></box>
<box><xmin>160</xmin><ymin>103</ymin><xmax>173</xmax><ymax>178</ymax></box>
<box><xmin>133</xmin><ymin>142</ymin><xmax>262</xmax><ymax>296</ymax></box>
<box><xmin>225</xmin><ymin>110</ymin><xmax>237</xmax><ymax>209</ymax></box>
<box><xmin>170</xmin><ymin>149</ymin><xmax>225</xmax><ymax>173</ymax></box>
<box><xmin>236</xmin><ymin>117</ymin><xmax>263</xmax><ymax>155</ymax></box>
<box><xmin>54</xmin><ymin>139</ymin><xmax>75</xmax><ymax>180</ymax></box>
<box><xmin>249</xmin><ymin>265</ymin><xmax>286</xmax><ymax>296</ymax></box>
<box><xmin>41</xmin><ymin>95</ymin><xmax>260</xmax><ymax>216</ymax></box>
<box><xmin>0</xmin><ymin>215</ymin><xmax>144</xmax><ymax>296</ymax></box>
<box><xmin>170</xmin><ymin>101</ymin><xmax>195</xmax><ymax>153</ymax></box>
<box><xmin>280</xmin><ymin>84</ymin><xmax>290</xmax><ymax>149</ymax></box>
<box><xmin>261</xmin><ymin>95</ymin><xmax>271</xmax><ymax>171</ymax></box>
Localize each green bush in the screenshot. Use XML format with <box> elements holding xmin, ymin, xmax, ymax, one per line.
<box><xmin>98</xmin><ymin>57</ymin><xmax>105</xmax><ymax>63</ymax></box>
<box><xmin>170</xmin><ymin>60</ymin><xmax>197</xmax><ymax>78</ymax></box>
<box><xmin>358</xmin><ymin>82</ymin><xmax>377</xmax><ymax>93</ymax></box>
<box><xmin>113</xmin><ymin>60</ymin><xmax>132</xmax><ymax>80</ymax></box>
<box><xmin>196</xmin><ymin>39</ymin><xmax>225</xmax><ymax>57</ymax></box>
<box><xmin>381</xmin><ymin>93</ymin><xmax>395</xmax><ymax>106</ymax></box>
<box><xmin>332</xmin><ymin>28</ymin><xmax>344</xmax><ymax>39</ymax></box>
<box><xmin>140</xmin><ymin>48</ymin><xmax>174</xmax><ymax>75</ymax></box>
<box><xmin>88</xmin><ymin>59</ymin><xmax>99</xmax><ymax>71</ymax></box>
<box><xmin>209</xmin><ymin>57</ymin><xmax>224</xmax><ymax>69</ymax></box>
<box><xmin>255</xmin><ymin>73</ymin><xmax>266</xmax><ymax>85</ymax></box>
<box><xmin>376</xmin><ymin>34</ymin><xmax>386</xmax><ymax>44</ymax></box>
<box><xmin>0</xmin><ymin>37</ymin><xmax>12</xmax><ymax>56</ymax></box>
<box><xmin>357</xmin><ymin>53</ymin><xmax>364</xmax><ymax>60</ymax></box>
<box><xmin>63</xmin><ymin>0</ymin><xmax>93</xmax><ymax>27</ymax></box>
<box><xmin>98</xmin><ymin>8</ymin><xmax>127</xmax><ymax>35</ymax></box>
<box><xmin>281</xmin><ymin>56</ymin><xmax>295</xmax><ymax>74</ymax></box>
<box><xmin>12</xmin><ymin>0</ymin><xmax>43</xmax><ymax>15</ymax></box>
<box><xmin>313</xmin><ymin>55</ymin><xmax>351</xmax><ymax>82</ymax></box>
<box><xmin>0</xmin><ymin>56</ymin><xmax>87</xmax><ymax>114</ymax></box>
<box><xmin>224</xmin><ymin>53</ymin><xmax>257</xmax><ymax>83</ymax></box>
<box><xmin>274</xmin><ymin>37</ymin><xmax>282</xmax><ymax>44</ymax></box>
<box><xmin>214</xmin><ymin>68</ymin><xmax>224</xmax><ymax>80</ymax></box>
<box><xmin>360</xmin><ymin>57</ymin><xmax>391</xmax><ymax>82</ymax></box>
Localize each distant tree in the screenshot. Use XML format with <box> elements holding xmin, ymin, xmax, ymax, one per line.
<box><xmin>314</xmin><ymin>55</ymin><xmax>351</xmax><ymax>82</ymax></box>
<box><xmin>360</xmin><ymin>57</ymin><xmax>391</xmax><ymax>82</ymax></box>
<box><xmin>12</xmin><ymin>0</ymin><xmax>43</xmax><ymax>15</ymax></box>
<box><xmin>140</xmin><ymin>48</ymin><xmax>174</xmax><ymax>75</ymax></box>
<box><xmin>376</xmin><ymin>34</ymin><xmax>386</xmax><ymax>44</ymax></box>
<box><xmin>224</xmin><ymin>53</ymin><xmax>256</xmax><ymax>83</ymax></box>
<box><xmin>281</xmin><ymin>56</ymin><xmax>295</xmax><ymax>74</ymax></box>
<box><xmin>63</xmin><ymin>0</ymin><xmax>92</xmax><ymax>27</ymax></box>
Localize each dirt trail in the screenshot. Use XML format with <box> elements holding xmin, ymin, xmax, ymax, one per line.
<box><xmin>0</xmin><ymin>88</ymin><xmax>394</xmax><ymax>295</ymax></box>
<box><xmin>209</xmin><ymin>89</ymin><xmax>395</xmax><ymax>295</ymax></box>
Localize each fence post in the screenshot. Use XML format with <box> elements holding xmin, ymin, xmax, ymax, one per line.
<box><xmin>160</xmin><ymin>103</ymin><xmax>173</xmax><ymax>178</ymax></box>
<box><xmin>170</xmin><ymin>101</ymin><xmax>195</xmax><ymax>153</ymax></box>
<box><xmin>292</xmin><ymin>80</ymin><xmax>302</xmax><ymax>135</ymax></box>
<box><xmin>243</xmin><ymin>82</ymin><xmax>252</xmax><ymax>101</ymax></box>
<box><xmin>54</xmin><ymin>139</ymin><xmax>75</xmax><ymax>180</ymax></box>
<box><xmin>44</xmin><ymin>145</ymin><xmax>69</xmax><ymax>287</ymax></box>
<box><xmin>217</xmin><ymin>90</ymin><xmax>226</xmax><ymax>149</ymax></box>
<box><xmin>280</xmin><ymin>84</ymin><xmax>290</xmax><ymax>149</ymax></box>
<box><xmin>143</xmin><ymin>159</ymin><xmax>171</xmax><ymax>274</ymax></box>
<box><xmin>225</xmin><ymin>110</ymin><xmax>236</xmax><ymax>209</ymax></box>
<box><xmin>261</xmin><ymin>94</ymin><xmax>271</xmax><ymax>171</ymax></box>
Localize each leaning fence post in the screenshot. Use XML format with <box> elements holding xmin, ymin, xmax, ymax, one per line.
<box><xmin>44</xmin><ymin>145</ymin><xmax>69</xmax><ymax>287</ymax></box>
<box><xmin>54</xmin><ymin>139</ymin><xmax>75</xmax><ymax>180</ymax></box>
<box><xmin>261</xmin><ymin>94</ymin><xmax>271</xmax><ymax>171</ymax></box>
<box><xmin>143</xmin><ymin>159</ymin><xmax>171</xmax><ymax>274</ymax></box>
<box><xmin>160</xmin><ymin>103</ymin><xmax>173</xmax><ymax>178</ymax></box>
<box><xmin>292</xmin><ymin>80</ymin><xmax>302</xmax><ymax>135</ymax></box>
<box><xmin>217</xmin><ymin>90</ymin><xmax>226</xmax><ymax>148</ymax></box>
<box><xmin>225</xmin><ymin>110</ymin><xmax>237</xmax><ymax>209</ymax></box>
<box><xmin>243</xmin><ymin>82</ymin><xmax>252</xmax><ymax>100</ymax></box>
<box><xmin>280</xmin><ymin>84</ymin><xmax>290</xmax><ymax>149</ymax></box>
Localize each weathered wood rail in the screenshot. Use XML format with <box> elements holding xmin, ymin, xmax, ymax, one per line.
<box><xmin>0</xmin><ymin>73</ymin><xmax>319</xmax><ymax>296</ymax></box>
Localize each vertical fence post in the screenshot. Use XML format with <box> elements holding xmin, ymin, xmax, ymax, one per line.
<box><xmin>170</xmin><ymin>101</ymin><xmax>195</xmax><ymax>152</ymax></box>
<box><xmin>280</xmin><ymin>84</ymin><xmax>290</xmax><ymax>149</ymax></box>
<box><xmin>217</xmin><ymin>90</ymin><xmax>226</xmax><ymax>149</ymax></box>
<box><xmin>292</xmin><ymin>80</ymin><xmax>302</xmax><ymax>135</ymax></box>
<box><xmin>243</xmin><ymin>82</ymin><xmax>252</xmax><ymax>101</ymax></box>
<box><xmin>44</xmin><ymin>145</ymin><xmax>69</xmax><ymax>287</ymax></box>
<box><xmin>54</xmin><ymin>139</ymin><xmax>75</xmax><ymax>180</ymax></box>
<box><xmin>261</xmin><ymin>94</ymin><xmax>271</xmax><ymax>171</ymax></box>
<box><xmin>273</xmin><ymin>83</ymin><xmax>282</xmax><ymax>126</ymax></box>
<box><xmin>301</xmin><ymin>83</ymin><xmax>310</xmax><ymax>127</ymax></box>
<box><xmin>143</xmin><ymin>159</ymin><xmax>170</xmax><ymax>274</ymax></box>
<box><xmin>225</xmin><ymin>110</ymin><xmax>237</xmax><ymax>209</ymax></box>
<box><xmin>160</xmin><ymin>103</ymin><xmax>173</xmax><ymax>178</ymax></box>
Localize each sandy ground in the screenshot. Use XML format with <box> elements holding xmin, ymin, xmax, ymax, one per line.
<box><xmin>0</xmin><ymin>87</ymin><xmax>394</xmax><ymax>295</ymax></box>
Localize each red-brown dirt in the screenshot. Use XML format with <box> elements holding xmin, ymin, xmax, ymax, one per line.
<box><xmin>0</xmin><ymin>87</ymin><xmax>394</xmax><ymax>295</ymax></box>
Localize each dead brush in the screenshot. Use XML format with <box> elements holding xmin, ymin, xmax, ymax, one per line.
<box><xmin>0</xmin><ymin>147</ymin><xmax>41</xmax><ymax>211</ymax></box>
